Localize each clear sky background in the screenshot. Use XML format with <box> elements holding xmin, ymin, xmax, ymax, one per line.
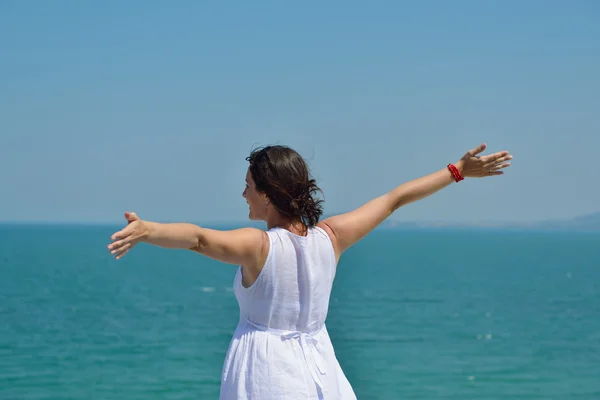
<box><xmin>1</xmin><ymin>1</ymin><xmax>598</xmax><ymax>225</ymax></box>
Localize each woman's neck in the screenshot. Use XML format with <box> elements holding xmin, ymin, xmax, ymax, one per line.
<box><xmin>266</xmin><ymin>215</ymin><xmax>307</xmax><ymax>236</ymax></box>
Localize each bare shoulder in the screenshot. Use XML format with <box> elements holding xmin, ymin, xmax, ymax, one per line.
<box><xmin>235</xmin><ymin>227</ymin><xmax>270</xmax><ymax>287</ymax></box>
<box><xmin>192</xmin><ymin>226</ymin><xmax>269</xmax><ymax>268</ymax></box>
<box><xmin>316</xmin><ymin>220</ymin><xmax>342</xmax><ymax>262</ymax></box>
<box><xmin>316</xmin><ymin>220</ymin><xmax>335</xmax><ymax>239</ymax></box>
<box><xmin>236</xmin><ymin>226</ymin><xmax>270</xmax><ymax>264</ymax></box>
<box><xmin>227</xmin><ymin>227</ymin><xmax>269</xmax><ymax>257</ymax></box>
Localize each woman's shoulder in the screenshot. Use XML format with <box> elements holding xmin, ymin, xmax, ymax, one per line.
<box><xmin>316</xmin><ymin>221</ymin><xmax>340</xmax><ymax>262</ymax></box>
<box><xmin>315</xmin><ymin>221</ymin><xmax>334</xmax><ymax>240</ymax></box>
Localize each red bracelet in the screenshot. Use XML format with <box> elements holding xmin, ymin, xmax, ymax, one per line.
<box><xmin>447</xmin><ymin>163</ymin><xmax>464</xmax><ymax>182</ymax></box>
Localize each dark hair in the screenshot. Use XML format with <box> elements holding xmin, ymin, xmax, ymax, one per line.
<box><xmin>246</xmin><ymin>145</ymin><xmax>324</xmax><ymax>228</ymax></box>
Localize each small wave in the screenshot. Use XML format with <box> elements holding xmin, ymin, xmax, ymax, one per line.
<box><xmin>398</xmin><ymin>297</ymin><xmax>444</xmax><ymax>304</ymax></box>
<box><xmin>201</xmin><ymin>287</ymin><xmax>216</xmax><ymax>292</ymax></box>
<box><xmin>338</xmin><ymin>335</ymin><xmax>426</xmax><ymax>344</ymax></box>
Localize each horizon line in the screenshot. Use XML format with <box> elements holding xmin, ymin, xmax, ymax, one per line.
<box><xmin>0</xmin><ymin>210</ymin><xmax>598</xmax><ymax>226</ymax></box>
<box><xmin>1</xmin><ymin>220</ymin><xmax>598</xmax><ymax>233</ymax></box>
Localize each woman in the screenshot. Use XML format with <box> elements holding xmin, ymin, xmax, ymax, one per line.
<box><xmin>107</xmin><ymin>143</ymin><xmax>511</xmax><ymax>399</ymax></box>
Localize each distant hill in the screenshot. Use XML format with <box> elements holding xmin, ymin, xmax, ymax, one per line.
<box><xmin>382</xmin><ymin>212</ymin><xmax>600</xmax><ymax>231</ymax></box>
<box><xmin>523</xmin><ymin>211</ymin><xmax>600</xmax><ymax>231</ymax></box>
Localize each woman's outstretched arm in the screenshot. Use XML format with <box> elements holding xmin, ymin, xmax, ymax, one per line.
<box><xmin>318</xmin><ymin>143</ymin><xmax>512</xmax><ymax>261</ymax></box>
<box><xmin>107</xmin><ymin>212</ymin><xmax>268</xmax><ymax>267</ymax></box>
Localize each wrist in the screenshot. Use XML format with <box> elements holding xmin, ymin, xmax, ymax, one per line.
<box><xmin>447</xmin><ymin>162</ymin><xmax>465</xmax><ymax>182</ymax></box>
<box><xmin>454</xmin><ymin>160</ymin><xmax>465</xmax><ymax>175</ymax></box>
<box><xmin>141</xmin><ymin>220</ymin><xmax>155</xmax><ymax>241</ymax></box>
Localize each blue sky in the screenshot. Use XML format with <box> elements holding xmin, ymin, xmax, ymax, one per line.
<box><xmin>1</xmin><ymin>1</ymin><xmax>598</xmax><ymax>225</ymax></box>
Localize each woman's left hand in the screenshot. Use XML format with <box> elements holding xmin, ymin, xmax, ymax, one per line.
<box><xmin>107</xmin><ymin>212</ymin><xmax>149</xmax><ymax>260</ymax></box>
<box><xmin>457</xmin><ymin>143</ymin><xmax>512</xmax><ymax>178</ymax></box>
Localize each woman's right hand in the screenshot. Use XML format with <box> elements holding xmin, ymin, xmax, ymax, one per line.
<box><xmin>456</xmin><ymin>143</ymin><xmax>512</xmax><ymax>178</ymax></box>
<box><xmin>107</xmin><ymin>212</ymin><xmax>149</xmax><ymax>260</ymax></box>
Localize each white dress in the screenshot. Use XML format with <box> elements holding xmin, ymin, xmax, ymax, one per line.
<box><xmin>219</xmin><ymin>227</ymin><xmax>357</xmax><ymax>399</ymax></box>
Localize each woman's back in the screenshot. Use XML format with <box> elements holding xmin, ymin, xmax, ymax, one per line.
<box><xmin>220</xmin><ymin>226</ymin><xmax>356</xmax><ymax>399</ymax></box>
<box><xmin>234</xmin><ymin>226</ymin><xmax>337</xmax><ymax>332</ymax></box>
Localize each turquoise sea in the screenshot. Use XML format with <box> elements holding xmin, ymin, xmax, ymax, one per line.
<box><xmin>1</xmin><ymin>224</ymin><xmax>599</xmax><ymax>399</ymax></box>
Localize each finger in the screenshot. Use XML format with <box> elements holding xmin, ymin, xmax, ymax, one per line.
<box><xmin>486</xmin><ymin>163</ymin><xmax>511</xmax><ymax>174</ymax></box>
<box><xmin>111</xmin><ymin>227</ymin><xmax>132</xmax><ymax>241</ymax></box>
<box><xmin>111</xmin><ymin>244</ymin><xmax>132</xmax><ymax>257</ymax></box>
<box><xmin>481</xmin><ymin>151</ymin><xmax>511</xmax><ymax>164</ymax></box>
<box><xmin>491</xmin><ymin>162</ymin><xmax>511</xmax><ymax>170</ymax></box>
<box><xmin>108</xmin><ymin>238</ymin><xmax>131</xmax><ymax>254</ymax></box>
<box><xmin>484</xmin><ymin>155</ymin><xmax>512</xmax><ymax>167</ymax></box>
<box><xmin>125</xmin><ymin>212</ymin><xmax>139</xmax><ymax>223</ymax></box>
<box><xmin>468</xmin><ymin>143</ymin><xmax>487</xmax><ymax>157</ymax></box>
<box><xmin>480</xmin><ymin>151</ymin><xmax>508</xmax><ymax>164</ymax></box>
<box><xmin>115</xmin><ymin>248</ymin><xmax>130</xmax><ymax>260</ymax></box>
